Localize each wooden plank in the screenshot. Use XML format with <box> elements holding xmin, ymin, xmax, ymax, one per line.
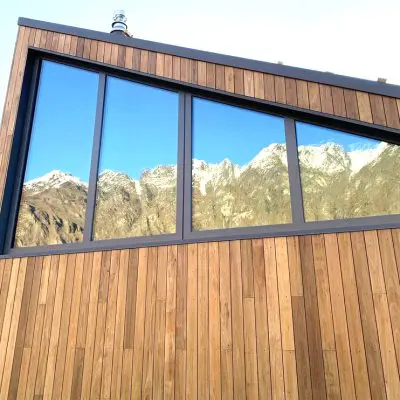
<box><xmin>343</xmin><ymin>89</ymin><xmax>359</xmax><ymax>120</ymax></box>
<box><xmin>320</xmin><ymin>85</ymin><xmax>334</xmax><ymax>114</ymax></box>
<box><xmin>0</xmin><ymin>258</ymin><xmax>26</xmax><ymax>398</ymax></box>
<box><xmin>241</xmin><ymin>239</ymin><xmax>254</xmax><ymax>298</ymax></box>
<box><xmin>312</xmin><ymin>235</ymin><xmax>335</xmax><ymax>350</ymax></box>
<box><xmin>382</xmin><ymin>97</ymin><xmax>400</xmax><ymax>128</ymax></box>
<box><xmin>131</xmin><ymin>248</ymin><xmax>148</xmax><ymax>399</ymax></box>
<box><xmin>287</xmin><ymin>236</ymin><xmax>303</xmax><ymax>297</ymax></box>
<box><xmin>377</xmin><ymin>230</ymin><xmax>400</xmax><ymax>373</ymax></box>
<box><xmin>164</xmin><ymin>246</ymin><xmax>177</xmax><ymax>400</ymax></box>
<box><xmin>331</xmin><ymin>87</ymin><xmax>347</xmax><ymax>117</ymax></box>
<box><xmin>215</xmin><ymin>65</ymin><xmax>225</xmax><ymax>90</ymax></box>
<box><xmin>350</xmin><ymin>232</ymin><xmax>386</xmax><ymax>399</ymax></box>
<box><xmin>275</xmin><ymin>237</ymin><xmax>295</xmax><ymax>351</ymax></box>
<box><xmin>121</xmin><ymin>349</ymin><xmax>133</xmax><ymax>399</ymax></box>
<box><xmin>285</xmin><ymin>78</ymin><xmax>297</xmax><ymax>106</ymax></box>
<box><xmin>89</xmin><ymin>40</ymin><xmax>98</xmax><ymax>61</ymax></box>
<box><xmin>299</xmin><ymin>236</ymin><xmax>327</xmax><ymax>400</ymax></box>
<box><xmin>291</xmin><ymin>296</ymin><xmax>312</xmax><ymax>399</ymax></box>
<box><xmin>132</xmin><ymin>48</ymin><xmax>141</xmax><ymax>71</ymax></box>
<box><xmin>32</xmin><ymin>256</ymin><xmax>59</xmax><ymax>396</ymax></box>
<box><xmin>60</xmin><ymin>253</ymin><xmax>85</xmax><ymax>399</ymax></box>
<box><xmin>50</xmin><ymin>254</ymin><xmax>77</xmax><ymax>399</ymax></box>
<box><xmin>230</xmin><ymin>240</ymin><xmax>246</xmax><ymax>399</ymax></box>
<box><xmin>244</xmin><ymin>70</ymin><xmax>255</xmax><ymax>97</ymax></box>
<box><xmin>82</xmin><ymin>38</ymin><xmax>90</xmax><ymax>58</ymax></box>
<box><xmin>186</xmin><ymin>244</ymin><xmax>198</xmax><ymax>400</ymax></box>
<box><xmin>323</xmin><ymin>350</ymin><xmax>341</xmax><ymax>399</ymax></box>
<box><xmin>0</xmin><ymin>260</ymin><xmax>13</xmax><ymax>339</ymax></box>
<box><xmin>308</xmin><ymin>82</ymin><xmax>322</xmax><ymax>112</ymax></box>
<box><xmin>70</xmin><ymin>348</ymin><xmax>85</xmax><ymax>400</ymax></box>
<box><xmin>263</xmin><ymin>238</ymin><xmax>285</xmax><ymax>399</ymax></box>
<box><xmin>392</xmin><ymin>229</ymin><xmax>400</xmax><ymax>277</ymax></box>
<box><xmin>252</xmin><ymin>239</ymin><xmax>272</xmax><ymax>399</ymax></box>
<box><xmin>103</xmin><ymin>42</ymin><xmax>112</xmax><ymax>64</ymax></box>
<box><xmin>110</xmin><ymin>250</ymin><xmax>129</xmax><ymax>399</ymax></box>
<box><xmin>369</xmin><ymin>94</ymin><xmax>387</xmax><ymax>125</ymax></box>
<box><xmin>219</xmin><ymin>242</ymin><xmax>233</xmax><ymax>400</ymax></box>
<box><xmin>76</xmin><ymin>253</ymin><xmax>93</xmax><ymax>348</ymax></box>
<box><xmin>164</xmin><ymin>54</ymin><xmax>172</xmax><ymax>78</ymax></box>
<box><xmin>206</xmin><ymin>63</ymin><xmax>216</xmax><ymax>88</ymax></box>
<box><xmin>117</xmin><ymin>45</ymin><xmax>126</xmax><ymax>67</ymax></box>
<box><xmin>125</xmin><ymin>46</ymin><xmax>133</xmax><ymax>69</ymax></box>
<box><xmin>364</xmin><ymin>231</ymin><xmax>386</xmax><ymax>295</ymax></box>
<box><xmin>155</xmin><ymin>52</ymin><xmax>164</xmax><ymax>77</ymax></box>
<box><xmin>197</xmin><ymin>243</ymin><xmax>209</xmax><ymax>399</ymax></box>
<box><xmin>373</xmin><ymin>292</ymin><xmax>400</xmax><ymax>399</ymax></box>
<box><xmin>38</xmin><ymin>257</ymin><xmax>50</xmax><ymax>305</ymax></box>
<box><xmin>98</xmin><ymin>251</ymin><xmax>111</xmax><ymax>304</ymax></box>
<box><xmin>243</xmin><ymin>297</ymin><xmax>259</xmax><ymax>399</ymax></box>
<box><xmin>80</xmin><ymin>252</ymin><xmax>102</xmax><ymax>398</ymax></box>
<box><xmin>190</xmin><ymin>60</ymin><xmax>198</xmax><ymax>85</ymax></box>
<box><xmin>101</xmin><ymin>250</ymin><xmax>120</xmax><ymax>399</ymax></box>
<box><xmin>264</xmin><ymin>74</ymin><xmax>276</xmax><ymax>102</ymax></box>
<box><xmin>172</xmin><ymin>56</ymin><xmax>180</xmax><ymax>80</ymax></box>
<box><xmin>15</xmin><ymin>348</ymin><xmax>31</xmax><ymax>399</ymax></box>
<box><xmin>224</xmin><ymin>67</ymin><xmax>234</xmax><ymax>93</ymax></box>
<box><xmin>356</xmin><ymin>91</ymin><xmax>373</xmax><ymax>123</ymax></box>
<box><xmin>197</xmin><ymin>61</ymin><xmax>206</xmax><ymax>86</ymax></box>
<box><xmin>142</xmin><ymin>247</ymin><xmax>158</xmax><ymax>400</ymax></box>
<box><xmin>234</xmin><ymin>68</ymin><xmax>244</xmax><ymax>95</ymax></box>
<box><xmin>110</xmin><ymin>44</ymin><xmax>119</xmax><ymax>66</ymax></box>
<box><xmin>209</xmin><ymin>242</ymin><xmax>221</xmax><ymax>399</ymax></box>
<box><xmin>337</xmin><ymin>233</ymin><xmax>371</xmax><ymax>400</ymax></box>
<box><xmin>274</xmin><ymin>76</ymin><xmax>286</xmax><ymax>104</ymax></box>
<box><xmin>253</xmin><ymin>72</ymin><xmax>264</xmax><ymax>99</ymax></box>
<box><xmin>148</xmin><ymin>51</ymin><xmax>157</xmax><ymax>74</ymax></box>
<box><xmin>124</xmin><ymin>249</ymin><xmax>139</xmax><ymax>349</ymax></box>
<box><xmin>324</xmin><ymin>233</ymin><xmax>356</xmax><ymax>400</ymax></box>
<box><xmin>296</xmin><ymin>80</ymin><xmax>310</xmax><ymax>109</ymax></box>
<box><xmin>283</xmin><ymin>350</ymin><xmax>299</xmax><ymax>400</ymax></box>
<box><xmin>76</xmin><ymin>37</ymin><xmax>84</xmax><ymax>57</ymax></box>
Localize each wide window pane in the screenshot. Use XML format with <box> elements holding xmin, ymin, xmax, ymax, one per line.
<box><xmin>14</xmin><ymin>61</ymin><xmax>99</xmax><ymax>247</ymax></box>
<box><xmin>93</xmin><ymin>77</ymin><xmax>179</xmax><ymax>240</ymax></box>
<box><xmin>297</xmin><ymin>122</ymin><xmax>400</xmax><ymax>221</ymax></box>
<box><xmin>192</xmin><ymin>98</ymin><xmax>291</xmax><ymax>231</ymax></box>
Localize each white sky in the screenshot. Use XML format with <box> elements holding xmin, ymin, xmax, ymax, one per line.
<box><xmin>1</xmin><ymin>0</ymin><xmax>399</xmax><ymax>123</ymax></box>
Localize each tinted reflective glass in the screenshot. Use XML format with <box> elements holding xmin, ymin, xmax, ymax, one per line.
<box><xmin>93</xmin><ymin>77</ymin><xmax>179</xmax><ymax>240</ymax></box>
<box><xmin>14</xmin><ymin>61</ymin><xmax>99</xmax><ymax>247</ymax></box>
<box><xmin>192</xmin><ymin>98</ymin><xmax>291</xmax><ymax>231</ymax></box>
<box><xmin>297</xmin><ymin>122</ymin><xmax>400</xmax><ymax>221</ymax></box>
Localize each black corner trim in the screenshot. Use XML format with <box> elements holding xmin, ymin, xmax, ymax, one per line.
<box><xmin>17</xmin><ymin>16</ymin><xmax>400</xmax><ymax>99</ymax></box>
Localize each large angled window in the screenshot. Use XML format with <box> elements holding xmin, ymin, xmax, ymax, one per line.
<box><xmin>14</xmin><ymin>61</ymin><xmax>98</xmax><ymax>247</ymax></box>
<box><xmin>297</xmin><ymin>122</ymin><xmax>400</xmax><ymax>221</ymax></box>
<box><xmin>191</xmin><ymin>98</ymin><xmax>291</xmax><ymax>230</ymax></box>
<box><xmin>93</xmin><ymin>77</ymin><xmax>179</xmax><ymax>240</ymax></box>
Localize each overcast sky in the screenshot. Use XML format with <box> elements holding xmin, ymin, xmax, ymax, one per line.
<box><xmin>1</xmin><ymin>0</ymin><xmax>399</xmax><ymax>124</ymax></box>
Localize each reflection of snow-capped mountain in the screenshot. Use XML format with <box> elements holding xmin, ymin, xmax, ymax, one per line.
<box><xmin>24</xmin><ymin>170</ymin><xmax>88</xmax><ymax>192</ymax></box>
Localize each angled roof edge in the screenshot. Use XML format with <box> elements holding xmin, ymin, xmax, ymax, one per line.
<box><xmin>18</xmin><ymin>17</ymin><xmax>400</xmax><ymax>98</ymax></box>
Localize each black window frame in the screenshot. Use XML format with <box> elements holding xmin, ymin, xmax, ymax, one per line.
<box><xmin>1</xmin><ymin>47</ymin><xmax>400</xmax><ymax>258</ymax></box>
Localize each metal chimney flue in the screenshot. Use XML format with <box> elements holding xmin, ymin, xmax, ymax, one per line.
<box><xmin>111</xmin><ymin>10</ymin><xmax>129</xmax><ymax>36</ymax></box>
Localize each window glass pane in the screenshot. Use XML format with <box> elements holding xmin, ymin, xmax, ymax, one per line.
<box><xmin>192</xmin><ymin>98</ymin><xmax>291</xmax><ymax>231</ymax></box>
<box><xmin>93</xmin><ymin>77</ymin><xmax>179</xmax><ymax>240</ymax></box>
<box><xmin>297</xmin><ymin>122</ymin><xmax>400</xmax><ymax>221</ymax></box>
<box><xmin>14</xmin><ymin>62</ymin><xmax>98</xmax><ymax>247</ymax></box>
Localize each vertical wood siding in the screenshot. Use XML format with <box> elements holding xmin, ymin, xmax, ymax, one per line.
<box><xmin>0</xmin><ymin>230</ymin><xmax>398</xmax><ymax>399</ymax></box>
<box><xmin>0</xmin><ymin>28</ymin><xmax>400</xmax><ymax>399</ymax></box>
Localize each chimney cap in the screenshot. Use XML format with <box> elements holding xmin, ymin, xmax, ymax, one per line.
<box><xmin>377</xmin><ymin>77</ymin><xmax>387</xmax><ymax>83</ymax></box>
<box><xmin>111</xmin><ymin>10</ymin><xmax>128</xmax><ymax>35</ymax></box>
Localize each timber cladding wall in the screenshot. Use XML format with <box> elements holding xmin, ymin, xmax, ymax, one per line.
<box><xmin>0</xmin><ymin>24</ymin><xmax>399</xmax><ymax>399</ymax></box>
<box><xmin>0</xmin><ymin>232</ymin><xmax>399</xmax><ymax>398</ymax></box>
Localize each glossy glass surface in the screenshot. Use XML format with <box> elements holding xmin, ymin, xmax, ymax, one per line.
<box><xmin>93</xmin><ymin>77</ymin><xmax>179</xmax><ymax>240</ymax></box>
<box><xmin>192</xmin><ymin>98</ymin><xmax>291</xmax><ymax>231</ymax></box>
<box><xmin>297</xmin><ymin>122</ymin><xmax>400</xmax><ymax>221</ymax></box>
<box><xmin>14</xmin><ymin>61</ymin><xmax>99</xmax><ymax>247</ymax></box>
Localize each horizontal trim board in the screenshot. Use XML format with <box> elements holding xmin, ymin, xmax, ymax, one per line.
<box><xmin>2</xmin><ymin>218</ymin><xmax>400</xmax><ymax>259</ymax></box>
<box><xmin>18</xmin><ymin>17</ymin><xmax>400</xmax><ymax>98</ymax></box>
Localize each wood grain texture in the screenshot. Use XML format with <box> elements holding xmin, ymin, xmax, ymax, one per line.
<box><xmin>0</xmin><ymin>26</ymin><xmax>399</xmax><ymax>399</ymax></box>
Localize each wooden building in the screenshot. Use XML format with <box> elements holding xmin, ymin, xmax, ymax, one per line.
<box><xmin>0</xmin><ymin>15</ymin><xmax>399</xmax><ymax>399</ymax></box>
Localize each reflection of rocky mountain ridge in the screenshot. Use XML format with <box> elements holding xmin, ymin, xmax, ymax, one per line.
<box><xmin>14</xmin><ymin>142</ymin><xmax>399</xmax><ymax>246</ymax></box>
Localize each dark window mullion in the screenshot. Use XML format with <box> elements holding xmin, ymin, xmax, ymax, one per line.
<box><xmin>182</xmin><ymin>93</ymin><xmax>193</xmax><ymax>239</ymax></box>
<box><xmin>83</xmin><ymin>73</ymin><xmax>106</xmax><ymax>243</ymax></box>
<box><xmin>284</xmin><ymin>117</ymin><xmax>305</xmax><ymax>225</ymax></box>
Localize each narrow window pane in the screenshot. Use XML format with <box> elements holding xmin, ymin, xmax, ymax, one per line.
<box><xmin>93</xmin><ymin>77</ymin><xmax>178</xmax><ymax>240</ymax></box>
<box><xmin>14</xmin><ymin>61</ymin><xmax>98</xmax><ymax>247</ymax></box>
<box><xmin>192</xmin><ymin>98</ymin><xmax>291</xmax><ymax>231</ymax></box>
<box><xmin>297</xmin><ymin>122</ymin><xmax>400</xmax><ymax>221</ymax></box>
